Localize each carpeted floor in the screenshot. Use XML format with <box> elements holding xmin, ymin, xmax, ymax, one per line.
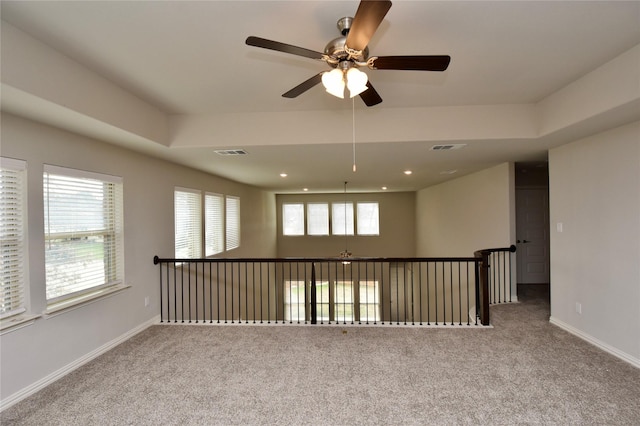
<box><xmin>2</xmin><ymin>284</ymin><xmax>639</xmax><ymax>425</ymax></box>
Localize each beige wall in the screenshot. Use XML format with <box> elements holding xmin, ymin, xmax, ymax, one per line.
<box><xmin>276</xmin><ymin>192</ymin><xmax>415</xmax><ymax>258</ymax></box>
<box><xmin>0</xmin><ymin>112</ymin><xmax>276</xmax><ymax>403</ymax></box>
<box><xmin>415</xmin><ymin>163</ymin><xmax>516</xmax><ymax>257</ymax></box>
<box><xmin>548</xmin><ymin>120</ymin><xmax>640</xmax><ymax>365</ymax></box>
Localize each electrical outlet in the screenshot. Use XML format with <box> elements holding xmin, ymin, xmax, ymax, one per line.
<box><xmin>144</xmin><ymin>296</ymin><xmax>150</xmax><ymax>307</ymax></box>
<box><xmin>575</xmin><ymin>302</ymin><xmax>582</xmax><ymax>314</ymax></box>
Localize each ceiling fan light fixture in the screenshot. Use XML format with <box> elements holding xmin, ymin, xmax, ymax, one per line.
<box><xmin>322</xmin><ymin>69</ymin><xmax>345</xmax><ymax>98</ymax></box>
<box><xmin>346</xmin><ymin>67</ymin><xmax>368</xmax><ymax>98</ymax></box>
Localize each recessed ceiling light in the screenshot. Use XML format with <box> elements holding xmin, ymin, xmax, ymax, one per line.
<box><xmin>381</xmin><ymin>186</ymin><xmax>388</xmax><ymax>190</ymax></box>
<box><xmin>280</xmin><ymin>173</ymin><xmax>288</xmax><ymax>178</ymax></box>
<box><xmin>404</xmin><ymin>170</ymin><xmax>412</xmax><ymax>175</ymax></box>
<box><xmin>303</xmin><ymin>188</ymin><xmax>309</xmax><ymax>192</ymax></box>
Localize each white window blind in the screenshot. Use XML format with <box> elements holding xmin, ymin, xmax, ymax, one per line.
<box><xmin>307</xmin><ymin>203</ymin><xmax>329</xmax><ymax>236</ymax></box>
<box><xmin>205</xmin><ymin>193</ymin><xmax>224</xmax><ymax>256</ymax></box>
<box><xmin>44</xmin><ymin>165</ymin><xmax>124</xmax><ymax>303</ymax></box>
<box><xmin>332</xmin><ymin>202</ymin><xmax>354</xmax><ymax>235</ymax></box>
<box><xmin>175</xmin><ymin>188</ymin><xmax>202</xmax><ymax>258</ymax></box>
<box><xmin>1</xmin><ymin>158</ymin><xmax>27</xmax><ymax>318</ymax></box>
<box><xmin>283</xmin><ymin>203</ymin><xmax>304</xmax><ymax>236</ymax></box>
<box><xmin>226</xmin><ymin>195</ymin><xmax>240</xmax><ymax>250</ymax></box>
<box><xmin>357</xmin><ymin>202</ymin><xmax>380</xmax><ymax>235</ymax></box>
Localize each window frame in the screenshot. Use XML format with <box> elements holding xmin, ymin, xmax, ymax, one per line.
<box><xmin>282</xmin><ymin>203</ymin><xmax>305</xmax><ymax>236</ymax></box>
<box><xmin>205</xmin><ymin>192</ymin><xmax>224</xmax><ymax>256</ymax></box>
<box><xmin>43</xmin><ymin>165</ymin><xmax>125</xmax><ymax>305</ymax></box>
<box><xmin>356</xmin><ymin>202</ymin><xmax>380</xmax><ymax>236</ymax></box>
<box><xmin>331</xmin><ymin>202</ymin><xmax>354</xmax><ymax>236</ymax></box>
<box><xmin>174</xmin><ymin>187</ymin><xmax>202</xmax><ymax>259</ymax></box>
<box><xmin>307</xmin><ymin>203</ymin><xmax>329</xmax><ymax>236</ymax></box>
<box><xmin>225</xmin><ymin>195</ymin><xmax>240</xmax><ymax>251</ymax></box>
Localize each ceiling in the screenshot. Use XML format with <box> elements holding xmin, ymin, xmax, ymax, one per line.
<box><xmin>2</xmin><ymin>1</ymin><xmax>640</xmax><ymax>193</ymax></box>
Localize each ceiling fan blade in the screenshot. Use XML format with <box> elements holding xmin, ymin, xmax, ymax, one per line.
<box><xmin>359</xmin><ymin>81</ymin><xmax>382</xmax><ymax>107</ymax></box>
<box><xmin>282</xmin><ymin>73</ymin><xmax>324</xmax><ymax>98</ymax></box>
<box><xmin>246</xmin><ymin>36</ymin><xmax>324</xmax><ymax>60</ymax></box>
<box><xmin>345</xmin><ymin>0</ymin><xmax>392</xmax><ymax>52</ymax></box>
<box><xmin>370</xmin><ymin>55</ymin><xmax>451</xmax><ymax>71</ymax></box>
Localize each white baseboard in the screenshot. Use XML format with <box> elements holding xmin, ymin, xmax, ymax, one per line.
<box><xmin>0</xmin><ymin>314</ymin><xmax>161</xmax><ymax>412</ymax></box>
<box><xmin>549</xmin><ymin>316</ymin><xmax>640</xmax><ymax>369</ymax></box>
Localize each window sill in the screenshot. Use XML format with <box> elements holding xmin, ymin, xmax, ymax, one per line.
<box><xmin>43</xmin><ymin>284</ymin><xmax>131</xmax><ymax>319</ymax></box>
<box><xmin>0</xmin><ymin>314</ymin><xmax>41</xmax><ymax>335</ymax></box>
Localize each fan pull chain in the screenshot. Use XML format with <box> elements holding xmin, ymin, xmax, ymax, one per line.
<box><xmin>352</xmin><ymin>97</ymin><xmax>357</xmax><ymax>172</ymax></box>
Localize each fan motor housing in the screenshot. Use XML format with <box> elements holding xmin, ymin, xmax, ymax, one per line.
<box><xmin>324</xmin><ymin>17</ymin><xmax>369</xmax><ymax>66</ymax></box>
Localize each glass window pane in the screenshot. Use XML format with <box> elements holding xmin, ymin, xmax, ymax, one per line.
<box><xmin>285</xmin><ymin>280</ymin><xmax>306</xmax><ymax>321</ymax></box>
<box><xmin>44</xmin><ymin>166</ymin><xmax>124</xmax><ymax>303</ymax></box>
<box><xmin>335</xmin><ymin>280</ymin><xmax>354</xmax><ymax>322</ymax></box>
<box><xmin>307</xmin><ymin>203</ymin><xmax>329</xmax><ymax>236</ymax></box>
<box><xmin>205</xmin><ymin>193</ymin><xmax>224</xmax><ymax>256</ymax></box>
<box><xmin>357</xmin><ymin>202</ymin><xmax>379</xmax><ymax>235</ymax></box>
<box><xmin>174</xmin><ymin>189</ymin><xmax>202</xmax><ymax>258</ymax></box>
<box><xmin>283</xmin><ymin>203</ymin><xmax>304</xmax><ymax>236</ymax></box>
<box><xmin>226</xmin><ymin>196</ymin><xmax>240</xmax><ymax>250</ymax></box>
<box><xmin>359</xmin><ymin>280</ymin><xmax>380</xmax><ymax>322</ymax></box>
<box><xmin>332</xmin><ymin>203</ymin><xmax>354</xmax><ymax>235</ymax></box>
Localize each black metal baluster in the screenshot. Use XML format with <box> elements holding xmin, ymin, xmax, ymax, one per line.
<box><xmin>433</xmin><ymin>262</ymin><xmax>438</xmax><ymax>325</ymax></box>
<box><xmin>209</xmin><ymin>262</ymin><xmax>213</xmax><ymax>323</ymax></box>
<box><xmin>159</xmin><ymin>261</ymin><xmax>164</xmax><ymax>323</ymax></box>
<box><xmin>267</xmin><ymin>262</ymin><xmax>271</xmax><ymax>324</ymax></box>
<box><xmin>466</xmin><ymin>262</ymin><xmax>471</xmax><ymax>325</ymax></box>
<box><xmin>193</xmin><ymin>262</ymin><xmax>198</xmax><ymax>323</ymax></box>
<box><xmin>224</xmin><ymin>262</ymin><xmax>228</xmax><ymax>324</ymax></box>
<box><xmin>418</xmin><ymin>262</ymin><xmax>423</xmax><ymax>326</ymax></box>
<box><xmin>216</xmin><ymin>262</ymin><xmax>220</xmax><ymax>324</ymax></box>
<box><xmin>252</xmin><ymin>262</ymin><xmax>256</xmax><ymax>324</ymax></box>
<box><xmin>449</xmin><ymin>262</ymin><xmax>454</xmax><ymax>325</ymax></box>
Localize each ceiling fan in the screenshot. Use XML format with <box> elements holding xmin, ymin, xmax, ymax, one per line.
<box><xmin>245</xmin><ymin>0</ymin><xmax>451</xmax><ymax>107</ymax></box>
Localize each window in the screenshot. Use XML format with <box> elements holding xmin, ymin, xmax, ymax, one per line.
<box><xmin>357</xmin><ymin>202</ymin><xmax>379</xmax><ymax>235</ymax></box>
<box><xmin>226</xmin><ymin>196</ymin><xmax>240</xmax><ymax>250</ymax></box>
<box><xmin>1</xmin><ymin>158</ymin><xmax>27</xmax><ymax>318</ymax></box>
<box><xmin>283</xmin><ymin>203</ymin><xmax>304</xmax><ymax>236</ymax></box>
<box><xmin>205</xmin><ymin>193</ymin><xmax>224</xmax><ymax>256</ymax></box>
<box><xmin>282</xmin><ymin>200</ymin><xmax>379</xmax><ymax>237</ymax></box>
<box><xmin>335</xmin><ymin>280</ymin><xmax>354</xmax><ymax>322</ymax></box>
<box><xmin>332</xmin><ymin>202</ymin><xmax>354</xmax><ymax>235</ymax></box>
<box><xmin>44</xmin><ymin>165</ymin><xmax>124</xmax><ymax>303</ymax></box>
<box><xmin>283</xmin><ymin>280</ymin><xmax>378</xmax><ymax>323</ymax></box>
<box><xmin>174</xmin><ymin>188</ymin><xmax>202</xmax><ymax>258</ymax></box>
<box><xmin>307</xmin><ymin>203</ymin><xmax>329</xmax><ymax>236</ymax></box>
<box><xmin>284</xmin><ymin>280</ymin><xmax>332</xmax><ymax>322</ymax></box>
<box><xmin>284</xmin><ymin>280</ymin><xmax>306</xmax><ymax>322</ymax></box>
<box><xmin>359</xmin><ymin>280</ymin><xmax>380</xmax><ymax>322</ymax></box>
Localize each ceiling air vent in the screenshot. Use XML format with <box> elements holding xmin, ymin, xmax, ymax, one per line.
<box><xmin>430</xmin><ymin>144</ymin><xmax>467</xmax><ymax>151</ymax></box>
<box><xmin>215</xmin><ymin>149</ymin><xmax>248</xmax><ymax>156</ymax></box>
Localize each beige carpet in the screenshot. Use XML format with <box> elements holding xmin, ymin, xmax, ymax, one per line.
<box><xmin>2</xmin><ymin>285</ymin><xmax>639</xmax><ymax>425</ymax></box>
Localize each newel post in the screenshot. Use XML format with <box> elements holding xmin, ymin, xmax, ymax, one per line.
<box><xmin>475</xmin><ymin>250</ymin><xmax>491</xmax><ymax>326</ymax></box>
<box><xmin>310</xmin><ymin>263</ymin><xmax>317</xmax><ymax>324</ymax></box>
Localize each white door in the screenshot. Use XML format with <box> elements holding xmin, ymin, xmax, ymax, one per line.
<box><xmin>516</xmin><ymin>188</ymin><xmax>550</xmax><ymax>283</ymax></box>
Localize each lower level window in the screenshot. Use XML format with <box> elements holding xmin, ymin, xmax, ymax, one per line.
<box><xmin>43</xmin><ymin>165</ymin><xmax>124</xmax><ymax>303</ymax></box>
<box><xmin>284</xmin><ymin>280</ymin><xmax>379</xmax><ymax>322</ymax></box>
